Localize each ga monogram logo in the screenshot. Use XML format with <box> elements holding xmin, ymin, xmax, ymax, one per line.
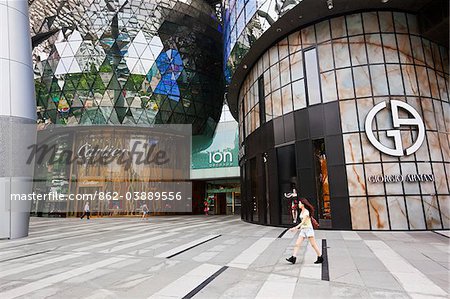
<box><xmin>365</xmin><ymin>100</ymin><xmax>425</xmax><ymax>157</ymax></box>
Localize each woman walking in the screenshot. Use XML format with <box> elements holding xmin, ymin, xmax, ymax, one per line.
<box><xmin>286</xmin><ymin>198</ymin><xmax>323</xmax><ymax>264</ymax></box>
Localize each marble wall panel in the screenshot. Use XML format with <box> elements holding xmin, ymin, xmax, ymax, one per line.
<box><xmin>370</xmin><ymin>65</ymin><xmax>389</xmax><ymax>96</ymax></box>
<box><xmin>438</xmin><ymin>133</ymin><xmax>450</xmax><ymax>162</ymax></box>
<box><xmin>281</xmin><ymin>84</ymin><xmax>293</xmax><ymax>114</ymax></box>
<box><xmin>318</xmin><ymin>42</ymin><xmax>333</xmax><ymax>72</ymax></box>
<box><xmin>383</xmin><ymin>163</ymin><xmax>402</xmax><ymax>195</ymax></box>
<box><xmin>422</xmin><ymin>195</ymin><xmax>442</xmax><ymax>229</ymax></box>
<box><xmin>263</xmin><ymin>51</ymin><xmax>270</xmax><ymax>72</ymax></box>
<box><xmin>361</xmin><ymin>133</ymin><xmax>381</xmax><ymax>162</ymax></box>
<box><xmin>393</xmin><ymin>12</ymin><xmax>408</xmax><ymax>33</ymax></box>
<box><xmin>406</xmin><ymin>196</ymin><xmax>426</xmax><ymax>229</ymax></box>
<box><xmin>397</xmin><ymin>34</ymin><xmax>413</xmax><ymax>64</ymax></box>
<box><xmin>336</xmin><ymin>68</ymin><xmax>354</xmax><ymax>99</ymax></box>
<box><xmin>357</xmin><ymin>97</ymin><xmax>374</xmax><ymax>131</ymax></box>
<box><xmin>339</xmin><ymin>100</ymin><xmax>359</xmax><ymax>132</ymax></box>
<box><xmin>279</xmin><ymin>38</ymin><xmax>289</xmax><ymax>60</ymax></box>
<box><xmin>331</xmin><ymin>16</ymin><xmax>346</xmax><ymax>39</ymax></box>
<box><xmin>333</xmin><ymin>38</ymin><xmax>351</xmax><ymax>68</ymax></box>
<box><xmin>436</xmin><ymin>74</ymin><xmax>449</xmax><ymax>101</ymax></box>
<box><xmin>288</xmin><ymin>31</ymin><xmax>302</xmax><ymax>54</ymax></box>
<box><xmin>432</xmin><ymin>163</ymin><xmax>449</xmax><ymax>194</ymax></box>
<box><xmin>320</xmin><ymin>70</ymin><xmax>337</xmax><ymax>103</ymax></box>
<box><xmin>269</xmin><ymin>45</ymin><xmax>279</xmax><ymax>66</ymax></box>
<box><xmin>349</xmin><ymin>35</ymin><xmax>367</xmax><ymax>66</ymax></box>
<box><xmin>301</xmin><ymin>26</ymin><xmax>316</xmax><ymax>48</ymax></box>
<box><xmin>406</xmin><ymin>14</ymin><xmax>419</xmax><ymax>35</ymax></box>
<box><xmin>433</xmin><ymin>100</ymin><xmax>446</xmax><ymax>132</ymax></box>
<box><xmin>265</xmin><ymin>95</ymin><xmax>273</xmax><ymax>122</ymax></box>
<box><xmin>387</xmin><ymin>196</ymin><xmax>409</xmax><ymax>230</ymax></box>
<box><xmin>343</xmin><ymin>133</ymin><xmax>363</xmax><ymax>164</ymax></box>
<box><xmin>363</xmin><ymin>12</ymin><xmax>379</xmax><ymax>34</ymax></box>
<box><xmin>428</xmin><ymin>69</ymin><xmax>439</xmax><ymax>99</ymax></box>
<box><xmin>280</xmin><ymin>57</ymin><xmax>291</xmax><ymax>87</ymax></box>
<box><xmin>417</xmin><ymin>66</ymin><xmax>432</xmax><ymax>98</ymax></box>
<box><xmin>427</xmin><ymin>131</ymin><xmax>443</xmax><ymax>161</ymax></box>
<box><xmin>368</xmin><ymin>197</ymin><xmax>390</xmax><ymax>230</ymax></box>
<box><xmin>366</xmin><ymin>34</ymin><xmax>384</xmax><ymax>64</ymax></box>
<box><xmin>422</xmin><ymin>40</ymin><xmax>434</xmax><ymax>69</ymax></box>
<box><xmin>417</xmin><ymin>163</ymin><xmax>436</xmax><ymax>195</ymax></box>
<box><xmin>257</xmin><ymin>59</ymin><xmax>263</xmax><ymax>78</ymax></box>
<box><xmin>382</xmin><ymin>34</ymin><xmax>399</xmax><ymax>63</ymax></box>
<box><xmin>421</xmin><ymin>98</ymin><xmax>437</xmax><ymax>130</ymax></box>
<box><xmin>292</xmin><ymin>79</ymin><xmax>306</xmax><ymax>110</ymax></box>
<box><xmin>270</xmin><ymin>63</ymin><xmax>280</xmax><ymax>91</ymax></box>
<box><xmin>350</xmin><ymin>197</ymin><xmax>370</xmax><ymax>229</ymax></box>
<box><xmin>347</xmin><ymin>164</ymin><xmax>366</xmax><ymax>196</ymax></box>
<box><xmin>290</xmin><ymin>51</ymin><xmax>303</xmax><ymax>81</ymax></box>
<box><xmin>402</xmin><ymin>64</ymin><xmax>419</xmax><ymax>95</ymax></box>
<box><xmin>271</xmin><ymin>89</ymin><xmax>282</xmax><ymax>117</ymax></box>
<box><xmin>379</xmin><ymin>11</ymin><xmax>394</xmax><ymax>32</ymax></box>
<box><xmin>315</xmin><ymin>20</ymin><xmax>330</xmax><ymax>44</ymax></box>
<box><xmin>441</xmin><ymin>47</ymin><xmax>449</xmax><ymax>74</ymax></box>
<box><xmin>346</xmin><ymin>13</ymin><xmax>363</xmax><ymax>36</ymax></box>
<box><xmin>386</xmin><ymin>64</ymin><xmax>404</xmax><ymax>95</ymax></box>
<box><xmin>401</xmin><ymin>162</ymin><xmax>421</xmax><ymax>195</ymax></box>
<box><xmin>365</xmin><ymin>163</ymin><xmax>385</xmax><ymax>196</ymax></box>
<box><xmin>431</xmin><ymin>43</ymin><xmax>443</xmax><ymax>72</ymax></box>
<box><xmin>410</xmin><ymin>36</ymin><xmax>425</xmax><ymax>66</ymax></box>
<box><xmin>263</xmin><ymin>70</ymin><xmax>271</xmax><ymax>95</ymax></box>
<box><xmin>353</xmin><ymin>66</ymin><xmax>371</xmax><ymax>98</ymax></box>
<box><xmin>438</xmin><ymin>196</ymin><xmax>450</xmax><ymax>228</ymax></box>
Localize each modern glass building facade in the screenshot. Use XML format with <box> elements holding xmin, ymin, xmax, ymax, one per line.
<box><xmin>30</xmin><ymin>0</ymin><xmax>223</xmax><ymax>136</ymax></box>
<box><xmin>26</xmin><ymin>0</ymin><xmax>234</xmax><ymax>218</ymax></box>
<box><xmin>226</xmin><ymin>0</ymin><xmax>450</xmax><ymax>230</ymax></box>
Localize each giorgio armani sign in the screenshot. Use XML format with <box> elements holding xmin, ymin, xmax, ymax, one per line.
<box><xmin>365</xmin><ymin>100</ymin><xmax>425</xmax><ymax>157</ymax></box>
<box><xmin>367</xmin><ymin>173</ymin><xmax>435</xmax><ymax>183</ymax></box>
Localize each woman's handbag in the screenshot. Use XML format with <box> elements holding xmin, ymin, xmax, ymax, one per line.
<box><xmin>311</xmin><ymin>217</ymin><xmax>320</xmax><ymax>229</ymax></box>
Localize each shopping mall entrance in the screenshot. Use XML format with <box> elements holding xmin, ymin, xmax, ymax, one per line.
<box><xmin>192</xmin><ymin>179</ymin><xmax>240</xmax><ymax>215</ymax></box>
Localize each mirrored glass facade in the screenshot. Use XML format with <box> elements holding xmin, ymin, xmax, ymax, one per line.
<box><xmin>223</xmin><ymin>0</ymin><xmax>302</xmax><ymax>82</ymax></box>
<box><xmin>30</xmin><ymin>0</ymin><xmax>223</xmax><ymax>136</ymax></box>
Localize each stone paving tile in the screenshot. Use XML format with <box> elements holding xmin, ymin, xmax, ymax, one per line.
<box><xmin>0</xmin><ymin>217</ymin><xmax>448</xmax><ymax>299</ymax></box>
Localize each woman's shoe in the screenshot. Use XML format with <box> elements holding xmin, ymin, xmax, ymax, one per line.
<box><xmin>286</xmin><ymin>256</ymin><xmax>296</xmax><ymax>264</ymax></box>
<box><xmin>314</xmin><ymin>256</ymin><xmax>324</xmax><ymax>264</ymax></box>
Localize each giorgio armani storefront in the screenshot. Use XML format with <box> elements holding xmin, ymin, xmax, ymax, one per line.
<box><xmin>225</xmin><ymin>0</ymin><xmax>450</xmax><ymax>230</ymax></box>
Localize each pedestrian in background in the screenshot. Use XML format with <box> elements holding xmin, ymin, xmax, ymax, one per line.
<box><xmin>142</xmin><ymin>203</ymin><xmax>149</xmax><ymax>220</ymax></box>
<box><xmin>80</xmin><ymin>202</ymin><xmax>90</xmax><ymax>220</ymax></box>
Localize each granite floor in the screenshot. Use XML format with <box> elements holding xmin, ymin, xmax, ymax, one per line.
<box><xmin>0</xmin><ymin>216</ymin><xmax>448</xmax><ymax>299</ymax></box>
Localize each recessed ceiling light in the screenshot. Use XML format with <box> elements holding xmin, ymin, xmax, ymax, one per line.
<box><xmin>243</xmin><ymin>65</ymin><xmax>248</xmax><ymax>69</ymax></box>
<box><xmin>326</xmin><ymin>0</ymin><xmax>333</xmax><ymax>10</ymax></box>
<box><xmin>299</xmin><ymin>15</ymin><xmax>303</xmax><ymax>19</ymax></box>
<box><xmin>381</xmin><ymin>0</ymin><xmax>389</xmax><ymax>3</ymax></box>
<box><xmin>276</xmin><ymin>28</ymin><xmax>282</xmax><ymax>32</ymax></box>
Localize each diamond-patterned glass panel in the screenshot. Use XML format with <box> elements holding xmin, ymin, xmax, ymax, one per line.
<box><xmin>31</xmin><ymin>0</ymin><xmax>224</xmax><ymax>136</ymax></box>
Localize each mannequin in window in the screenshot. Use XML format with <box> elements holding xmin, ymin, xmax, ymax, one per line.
<box><xmin>284</xmin><ymin>183</ymin><xmax>298</xmax><ymax>223</ymax></box>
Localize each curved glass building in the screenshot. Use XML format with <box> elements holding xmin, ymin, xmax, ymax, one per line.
<box><xmin>30</xmin><ymin>0</ymin><xmax>223</xmax><ymax>136</ymax></box>
<box><xmin>226</xmin><ymin>0</ymin><xmax>450</xmax><ymax>230</ymax></box>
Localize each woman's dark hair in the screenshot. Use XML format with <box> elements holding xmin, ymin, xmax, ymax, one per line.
<box><xmin>299</xmin><ymin>198</ymin><xmax>315</xmax><ymax>216</ymax></box>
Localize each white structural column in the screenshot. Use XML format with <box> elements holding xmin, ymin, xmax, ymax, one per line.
<box><xmin>0</xmin><ymin>0</ymin><xmax>36</xmax><ymax>239</ymax></box>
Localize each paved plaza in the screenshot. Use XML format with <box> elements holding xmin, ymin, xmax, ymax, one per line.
<box><xmin>0</xmin><ymin>216</ymin><xmax>449</xmax><ymax>299</ymax></box>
